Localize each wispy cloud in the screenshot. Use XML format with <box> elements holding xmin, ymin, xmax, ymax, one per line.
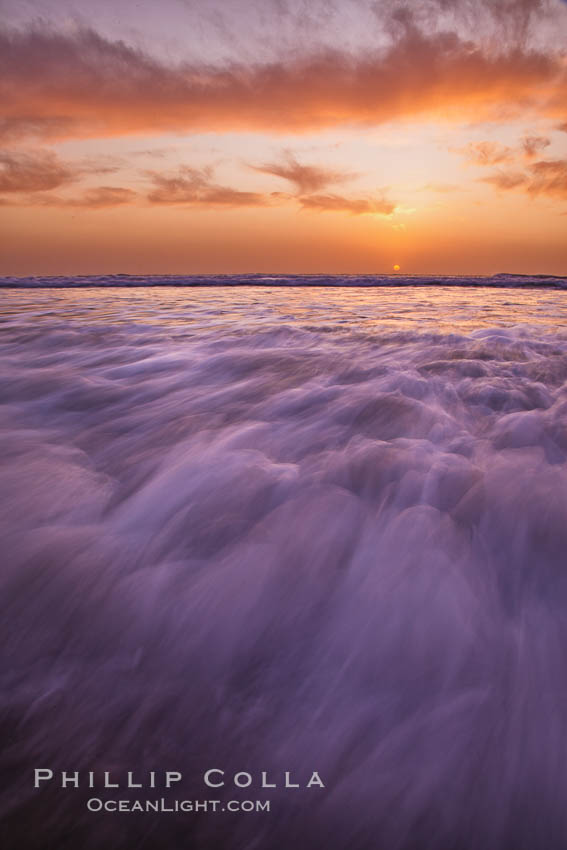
<box><xmin>0</xmin><ymin>148</ymin><xmax>122</xmax><ymax>196</ymax></box>
<box><xmin>299</xmin><ymin>193</ymin><xmax>396</xmax><ymax>215</ymax></box>
<box><xmin>147</xmin><ymin>166</ymin><xmax>269</xmax><ymax>207</ymax></box>
<box><xmin>481</xmin><ymin>158</ymin><xmax>567</xmax><ymax>200</ymax></box>
<box><xmin>521</xmin><ymin>134</ymin><xmax>551</xmax><ymax>158</ymax></box>
<box><xmin>455</xmin><ymin>127</ymin><xmax>566</xmax><ymax>201</ymax></box>
<box><xmin>481</xmin><ymin>171</ymin><xmax>532</xmax><ymax>191</ymax></box>
<box><xmin>0</xmin><ymin>149</ymin><xmax>77</xmax><ymax>192</ymax></box>
<box><xmin>144</xmin><ymin>163</ymin><xmax>397</xmax><ymax>214</ymax></box>
<box><xmin>521</xmin><ymin>158</ymin><xmax>567</xmax><ymax>199</ymax></box>
<box><xmin>252</xmin><ymin>152</ymin><xmax>355</xmax><ymax>194</ymax></box>
<box><xmin>0</xmin><ymin>150</ymin><xmax>398</xmax><ymax>215</ymax></box>
<box><xmin>0</xmin><ymin>116</ymin><xmax>76</xmax><ymax>144</ymax></box>
<box><xmin>33</xmin><ymin>186</ymin><xmax>138</xmax><ymax>208</ymax></box>
<box><xmin>459</xmin><ymin>141</ymin><xmax>515</xmax><ymax>166</ymax></box>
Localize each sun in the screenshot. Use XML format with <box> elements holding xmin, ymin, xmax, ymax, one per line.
<box><xmin>393</xmin><ymin>264</ymin><xmax>400</xmax><ymax>272</ymax></box>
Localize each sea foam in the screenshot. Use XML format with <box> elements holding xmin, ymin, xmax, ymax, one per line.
<box><xmin>1</xmin><ymin>285</ymin><xmax>567</xmax><ymax>849</ymax></box>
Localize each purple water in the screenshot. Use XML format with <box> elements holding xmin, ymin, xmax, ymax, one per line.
<box><xmin>1</xmin><ymin>272</ymin><xmax>566</xmax><ymax>289</ymax></box>
<box><xmin>1</xmin><ymin>284</ymin><xmax>567</xmax><ymax>849</ymax></box>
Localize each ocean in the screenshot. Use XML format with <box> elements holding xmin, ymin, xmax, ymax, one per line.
<box><xmin>1</xmin><ymin>280</ymin><xmax>567</xmax><ymax>849</ymax></box>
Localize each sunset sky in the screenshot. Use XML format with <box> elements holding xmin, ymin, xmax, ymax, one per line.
<box><xmin>1</xmin><ymin>0</ymin><xmax>566</xmax><ymax>275</ymax></box>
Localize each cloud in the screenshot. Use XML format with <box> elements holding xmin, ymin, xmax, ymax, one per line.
<box><xmin>527</xmin><ymin>158</ymin><xmax>567</xmax><ymax>198</ymax></box>
<box><xmin>459</xmin><ymin>141</ymin><xmax>515</xmax><ymax>166</ymax></box>
<box><xmin>521</xmin><ymin>134</ymin><xmax>551</xmax><ymax>157</ymax></box>
<box><xmin>146</xmin><ymin>163</ymin><xmax>396</xmax><ymax>214</ymax></box>
<box><xmin>457</xmin><ymin>125</ymin><xmax>566</xmax><ymax>201</ymax></box>
<box><xmin>0</xmin><ymin>149</ymin><xmax>77</xmax><ymax>192</ymax></box>
<box><xmin>481</xmin><ymin>171</ymin><xmax>531</xmax><ymax>191</ymax></box>
<box><xmin>76</xmin><ymin>156</ymin><xmax>124</xmax><ymax>175</ymax></box>
<box><xmin>458</xmin><ymin>136</ymin><xmax>553</xmax><ymax>170</ymax></box>
<box><xmin>252</xmin><ymin>152</ymin><xmax>354</xmax><ymax>193</ymax></box>
<box><xmin>0</xmin><ymin>152</ymin><xmax>396</xmax><ymax>214</ymax></box>
<box><xmin>147</xmin><ymin>166</ymin><xmax>269</xmax><ymax>207</ymax></box>
<box><xmin>481</xmin><ymin>157</ymin><xmax>567</xmax><ymax>199</ymax></box>
<box><xmin>0</xmin><ymin>148</ymin><xmax>123</xmax><ymax>198</ymax></box>
<box><xmin>33</xmin><ymin>186</ymin><xmax>138</xmax><ymax>208</ymax></box>
<box><xmin>299</xmin><ymin>193</ymin><xmax>396</xmax><ymax>215</ymax></box>
<box><xmin>164</xmin><ymin>0</ymin><xmax>566</xmax><ymax>62</ymax></box>
<box><xmin>0</xmin><ymin>116</ymin><xmax>77</xmax><ymax>144</ymax></box>
<box><xmin>0</xmin><ymin>18</ymin><xmax>565</xmax><ymax>140</ymax></box>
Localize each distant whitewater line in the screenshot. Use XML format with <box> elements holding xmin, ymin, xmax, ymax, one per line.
<box><xmin>1</xmin><ymin>273</ymin><xmax>566</xmax><ymax>289</ymax></box>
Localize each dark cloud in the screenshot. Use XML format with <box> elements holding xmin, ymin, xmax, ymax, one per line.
<box><xmin>0</xmin><ymin>17</ymin><xmax>565</xmax><ymax>140</ymax></box>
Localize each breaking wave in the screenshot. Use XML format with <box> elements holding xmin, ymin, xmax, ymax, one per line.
<box><xmin>1</xmin><ymin>285</ymin><xmax>567</xmax><ymax>849</ymax></box>
<box><xmin>1</xmin><ymin>272</ymin><xmax>567</xmax><ymax>289</ymax></box>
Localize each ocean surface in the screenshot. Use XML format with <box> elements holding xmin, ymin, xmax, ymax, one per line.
<box><xmin>1</xmin><ymin>272</ymin><xmax>566</xmax><ymax>288</ymax></box>
<box><xmin>2</xmin><ymin>283</ymin><xmax>567</xmax><ymax>849</ymax></box>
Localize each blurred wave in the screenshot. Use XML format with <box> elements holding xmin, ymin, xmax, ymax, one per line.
<box><xmin>1</xmin><ymin>286</ymin><xmax>567</xmax><ymax>849</ymax></box>
<box><xmin>1</xmin><ymin>272</ymin><xmax>566</xmax><ymax>289</ymax></box>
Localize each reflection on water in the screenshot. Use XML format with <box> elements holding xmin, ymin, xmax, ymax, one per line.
<box><xmin>1</xmin><ymin>286</ymin><xmax>567</xmax><ymax>850</ymax></box>
<box><xmin>3</xmin><ymin>284</ymin><xmax>567</xmax><ymax>333</ymax></box>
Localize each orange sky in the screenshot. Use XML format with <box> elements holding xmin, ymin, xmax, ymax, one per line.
<box><xmin>1</xmin><ymin>0</ymin><xmax>566</xmax><ymax>275</ymax></box>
